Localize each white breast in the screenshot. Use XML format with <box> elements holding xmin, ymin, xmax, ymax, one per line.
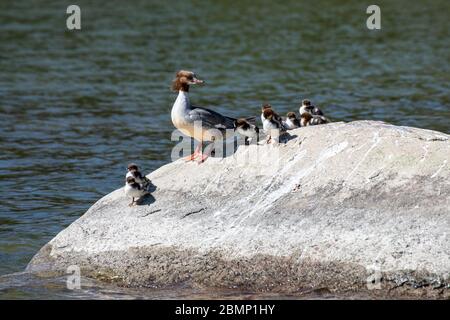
<box><xmin>285</xmin><ymin>118</ymin><xmax>299</xmax><ymax>129</ymax></box>
<box><xmin>299</xmin><ymin>106</ymin><xmax>308</xmax><ymax>115</ymax></box>
<box><xmin>171</xmin><ymin>91</ymin><xmax>190</xmax><ymax>128</ymax></box>
<box><xmin>263</xmin><ymin>119</ymin><xmax>278</xmax><ymax>132</ymax></box>
<box><xmin>284</xmin><ymin>119</ymin><xmax>292</xmax><ymax>130</ymax></box>
<box><xmin>124</xmin><ymin>184</ymin><xmax>145</xmax><ymax>198</ymax></box>
<box><xmin>237</xmin><ymin>126</ymin><xmax>257</xmax><ymax>138</ymax></box>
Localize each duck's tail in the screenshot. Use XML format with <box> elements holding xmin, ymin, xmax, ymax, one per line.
<box><xmin>244</xmin><ymin>116</ymin><xmax>257</xmax><ymax>125</ymax></box>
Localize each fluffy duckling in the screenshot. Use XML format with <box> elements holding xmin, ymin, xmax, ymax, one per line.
<box><xmin>262</xmin><ymin>108</ymin><xmax>286</xmax><ymax>143</ymax></box>
<box><xmin>124</xmin><ymin>176</ymin><xmax>149</xmax><ymax>206</ymax></box>
<box><xmin>299</xmin><ymin>99</ymin><xmax>324</xmax><ymax>116</ymax></box>
<box><xmin>234</xmin><ymin>118</ymin><xmax>260</xmax><ymax>145</ymax></box>
<box><xmin>283</xmin><ymin>112</ymin><xmax>301</xmax><ymax>130</ymax></box>
<box><xmin>300</xmin><ymin>112</ymin><xmax>329</xmax><ymax>127</ymax></box>
<box><xmin>126</xmin><ymin>163</ymin><xmax>151</xmax><ymax>190</ymax></box>
<box><xmin>261</xmin><ymin>103</ymin><xmax>283</xmax><ymax>124</ymax></box>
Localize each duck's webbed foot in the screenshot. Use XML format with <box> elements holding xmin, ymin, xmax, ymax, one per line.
<box><xmin>185</xmin><ymin>143</ymin><xmax>202</xmax><ymax>162</ymax></box>
<box><xmin>198</xmin><ymin>142</ymin><xmax>215</xmax><ymax>164</ymax></box>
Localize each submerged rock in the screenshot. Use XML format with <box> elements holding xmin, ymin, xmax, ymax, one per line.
<box><xmin>27</xmin><ymin>121</ymin><xmax>450</xmax><ymax>298</ymax></box>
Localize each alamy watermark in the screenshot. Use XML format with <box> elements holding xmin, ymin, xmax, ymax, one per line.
<box><xmin>366</xmin><ymin>264</ymin><xmax>382</xmax><ymax>290</ymax></box>
<box><xmin>66</xmin><ymin>265</ymin><xmax>81</xmax><ymax>290</ymax></box>
<box><xmin>366</xmin><ymin>5</ymin><xmax>381</xmax><ymax>30</ymax></box>
<box><xmin>66</xmin><ymin>5</ymin><xmax>381</xmax><ymax>31</ymax></box>
<box><xmin>66</xmin><ymin>5</ymin><xmax>81</xmax><ymax>30</ymax></box>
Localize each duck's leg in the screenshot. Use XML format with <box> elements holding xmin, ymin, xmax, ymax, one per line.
<box><xmin>129</xmin><ymin>197</ymin><xmax>135</xmax><ymax>207</ymax></box>
<box><xmin>184</xmin><ymin>142</ymin><xmax>202</xmax><ymax>161</ymax></box>
<box><xmin>198</xmin><ymin>142</ymin><xmax>214</xmax><ymax>164</ymax></box>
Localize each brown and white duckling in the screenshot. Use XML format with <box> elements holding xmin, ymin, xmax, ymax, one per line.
<box><xmin>126</xmin><ymin>163</ymin><xmax>151</xmax><ymax>190</ymax></box>
<box><xmin>234</xmin><ymin>118</ymin><xmax>260</xmax><ymax>145</ymax></box>
<box><xmin>300</xmin><ymin>112</ymin><xmax>329</xmax><ymax>127</ymax></box>
<box><xmin>261</xmin><ymin>103</ymin><xmax>283</xmax><ymax>124</ymax></box>
<box><xmin>262</xmin><ymin>108</ymin><xmax>287</xmax><ymax>143</ymax></box>
<box><xmin>124</xmin><ymin>176</ymin><xmax>149</xmax><ymax>206</ymax></box>
<box><xmin>283</xmin><ymin>112</ymin><xmax>301</xmax><ymax>130</ymax></box>
<box><xmin>299</xmin><ymin>99</ymin><xmax>324</xmax><ymax>116</ymax></box>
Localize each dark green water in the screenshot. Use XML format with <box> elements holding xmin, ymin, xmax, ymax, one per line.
<box><xmin>0</xmin><ymin>0</ymin><xmax>449</xmax><ymax>298</ymax></box>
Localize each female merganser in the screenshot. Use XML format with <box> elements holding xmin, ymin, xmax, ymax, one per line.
<box><xmin>300</xmin><ymin>112</ymin><xmax>329</xmax><ymax>127</ymax></box>
<box><xmin>283</xmin><ymin>112</ymin><xmax>301</xmax><ymax>130</ymax></box>
<box><xmin>126</xmin><ymin>163</ymin><xmax>151</xmax><ymax>190</ymax></box>
<box><xmin>234</xmin><ymin>118</ymin><xmax>260</xmax><ymax>145</ymax></box>
<box><xmin>171</xmin><ymin>70</ymin><xmax>243</xmax><ymax>163</ymax></box>
<box><xmin>299</xmin><ymin>99</ymin><xmax>324</xmax><ymax>116</ymax></box>
<box><xmin>124</xmin><ymin>176</ymin><xmax>149</xmax><ymax>206</ymax></box>
<box><xmin>262</xmin><ymin>108</ymin><xmax>286</xmax><ymax>143</ymax></box>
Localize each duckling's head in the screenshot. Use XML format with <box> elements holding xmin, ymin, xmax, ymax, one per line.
<box><xmin>287</xmin><ymin>112</ymin><xmax>298</xmax><ymax>120</ymax></box>
<box><xmin>261</xmin><ymin>103</ymin><xmax>272</xmax><ymax>113</ymax></box>
<box><xmin>127</xmin><ymin>163</ymin><xmax>139</xmax><ymax>172</ymax></box>
<box><xmin>171</xmin><ymin>70</ymin><xmax>204</xmax><ymax>92</ymax></box>
<box><xmin>234</xmin><ymin>118</ymin><xmax>250</xmax><ymax>131</ymax></box>
<box><xmin>301</xmin><ymin>112</ymin><xmax>312</xmax><ymax>122</ymax></box>
<box><xmin>263</xmin><ymin>108</ymin><xmax>274</xmax><ymax>120</ymax></box>
<box><xmin>126</xmin><ymin>176</ymin><xmax>136</xmax><ymax>184</ymax></box>
<box><xmin>302</xmin><ymin>99</ymin><xmax>311</xmax><ymax>107</ymax></box>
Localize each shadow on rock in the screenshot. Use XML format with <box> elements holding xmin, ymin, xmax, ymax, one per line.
<box><xmin>281</xmin><ymin>133</ymin><xmax>297</xmax><ymax>143</ymax></box>
<box><xmin>136</xmin><ymin>193</ymin><xmax>155</xmax><ymax>206</ymax></box>
<box><xmin>137</xmin><ymin>181</ymin><xmax>157</xmax><ymax>206</ymax></box>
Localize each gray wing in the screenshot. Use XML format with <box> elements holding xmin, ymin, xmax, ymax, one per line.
<box><xmin>312</xmin><ymin>106</ymin><xmax>324</xmax><ymax>116</ymax></box>
<box><xmin>245</xmin><ymin>116</ymin><xmax>257</xmax><ymax>125</ymax></box>
<box><xmin>275</xmin><ymin>117</ymin><xmax>288</xmax><ymax>131</ymax></box>
<box><xmin>187</xmin><ymin>106</ymin><xmax>236</xmax><ymax>130</ymax></box>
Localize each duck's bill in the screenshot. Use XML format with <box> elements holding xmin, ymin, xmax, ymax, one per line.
<box><xmin>189</xmin><ymin>78</ymin><xmax>204</xmax><ymax>84</ymax></box>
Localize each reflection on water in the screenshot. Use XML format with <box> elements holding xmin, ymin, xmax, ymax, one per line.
<box><xmin>0</xmin><ymin>0</ymin><xmax>449</xmax><ymax>298</ymax></box>
<box><xmin>0</xmin><ymin>272</ymin><xmax>347</xmax><ymax>300</ymax></box>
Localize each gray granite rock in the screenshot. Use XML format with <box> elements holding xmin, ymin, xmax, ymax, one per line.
<box><xmin>27</xmin><ymin>121</ymin><xmax>450</xmax><ymax>298</ymax></box>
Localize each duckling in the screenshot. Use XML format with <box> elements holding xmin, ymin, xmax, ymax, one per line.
<box><xmin>261</xmin><ymin>103</ymin><xmax>283</xmax><ymax>124</ymax></box>
<box><xmin>300</xmin><ymin>112</ymin><xmax>329</xmax><ymax>127</ymax></box>
<box><xmin>126</xmin><ymin>163</ymin><xmax>151</xmax><ymax>190</ymax></box>
<box><xmin>124</xmin><ymin>176</ymin><xmax>149</xmax><ymax>206</ymax></box>
<box><xmin>283</xmin><ymin>112</ymin><xmax>301</xmax><ymax>130</ymax></box>
<box><xmin>262</xmin><ymin>108</ymin><xmax>286</xmax><ymax>143</ymax></box>
<box><xmin>234</xmin><ymin>118</ymin><xmax>260</xmax><ymax>145</ymax></box>
<box><xmin>299</xmin><ymin>99</ymin><xmax>324</xmax><ymax>116</ymax></box>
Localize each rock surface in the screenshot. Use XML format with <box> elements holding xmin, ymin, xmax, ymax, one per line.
<box><xmin>27</xmin><ymin>121</ymin><xmax>450</xmax><ymax>298</ymax></box>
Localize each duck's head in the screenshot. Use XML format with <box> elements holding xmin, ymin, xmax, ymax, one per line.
<box><xmin>301</xmin><ymin>112</ymin><xmax>312</xmax><ymax>122</ymax></box>
<box><xmin>262</xmin><ymin>108</ymin><xmax>274</xmax><ymax>120</ymax></box>
<box><xmin>261</xmin><ymin>103</ymin><xmax>272</xmax><ymax>113</ymax></box>
<box><xmin>171</xmin><ymin>70</ymin><xmax>204</xmax><ymax>92</ymax></box>
<box><xmin>126</xmin><ymin>176</ymin><xmax>136</xmax><ymax>184</ymax></box>
<box><xmin>234</xmin><ymin>118</ymin><xmax>250</xmax><ymax>131</ymax></box>
<box><xmin>302</xmin><ymin>99</ymin><xmax>311</xmax><ymax>107</ymax></box>
<box><xmin>127</xmin><ymin>163</ymin><xmax>138</xmax><ymax>172</ymax></box>
<box><xmin>287</xmin><ymin>112</ymin><xmax>298</xmax><ymax>120</ymax></box>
